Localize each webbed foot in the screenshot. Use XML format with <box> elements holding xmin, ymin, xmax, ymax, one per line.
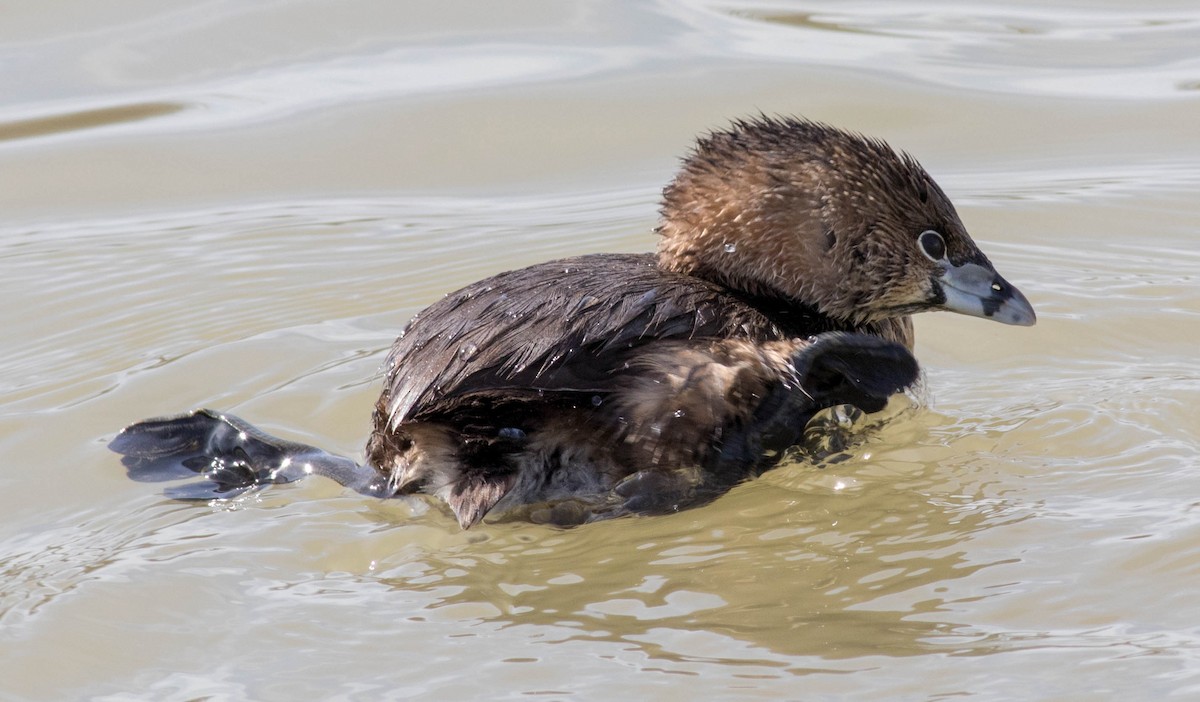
<box><xmin>110</xmin><ymin>409</ymin><xmax>386</xmax><ymax>500</ymax></box>
<box><xmin>747</xmin><ymin>332</ymin><xmax>918</xmax><ymax>460</ymax></box>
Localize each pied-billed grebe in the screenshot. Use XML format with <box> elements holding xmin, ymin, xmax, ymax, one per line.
<box><xmin>111</xmin><ymin>116</ymin><xmax>1035</xmax><ymax>528</ymax></box>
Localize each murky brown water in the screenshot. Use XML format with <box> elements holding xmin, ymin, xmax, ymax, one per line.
<box><xmin>3</xmin><ymin>1</ymin><xmax>1199</xmax><ymax>699</ymax></box>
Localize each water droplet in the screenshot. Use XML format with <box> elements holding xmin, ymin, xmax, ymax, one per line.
<box><xmin>458</xmin><ymin>342</ymin><xmax>478</xmax><ymax>361</ymax></box>
<box><xmin>673</xmin><ymin>409</ymin><xmax>685</xmax><ymax>418</ymax></box>
<box><xmin>723</xmin><ymin>242</ymin><xmax>737</xmax><ymax>253</ymax></box>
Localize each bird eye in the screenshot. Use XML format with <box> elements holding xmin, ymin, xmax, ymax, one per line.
<box><xmin>918</xmin><ymin>230</ymin><xmax>946</xmax><ymax>262</ymax></box>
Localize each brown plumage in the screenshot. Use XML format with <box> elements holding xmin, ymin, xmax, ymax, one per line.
<box><xmin>660</xmin><ymin>117</ymin><xmax>999</xmax><ymax>333</ymax></box>
<box><xmin>111</xmin><ymin>115</ymin><xmax>1035</xmax><ymax>529</ymax></box>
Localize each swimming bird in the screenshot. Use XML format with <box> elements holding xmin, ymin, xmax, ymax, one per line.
<box><xmin>111</xmin><ymin>116</ymin><xmax>1035</xmax><ymax>528</ymax></box>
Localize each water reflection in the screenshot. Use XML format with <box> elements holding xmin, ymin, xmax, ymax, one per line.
<box><xmin>355</xmin><ymin>454</ymin><xmax>1022</xmax><ymax>665</ymax></box>
<box><xmin>0</xmin><ymin>102</ymin><xmax>185</xmax><ymax>143</ymax></box>
<box><xmin>700</xmin><ymin>2</ymin><xmax>1200</xmax><ymax>98</ymax></box>
<box><xmin>0</xmin><ymin>45</ymin><xmax>636</xmax><ymax>144</ymax></box>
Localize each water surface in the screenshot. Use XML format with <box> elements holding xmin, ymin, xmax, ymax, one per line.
<box><xmin>3</xmin><ymin>1</ymin><xmax>1199</xmax><ymax>699</ymax></box>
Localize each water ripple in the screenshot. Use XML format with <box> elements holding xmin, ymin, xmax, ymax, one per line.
<box><xmin>0</xmin><ymin>44</ymin><xmax>639</xmax><ymax>145</ymax></box>
<box><xmin>0</xmin><ymin>188</ymin><xmax>655</xmax><ymax>408</ymax></box>
<box><xmin>700</xmin><ymin>2</ymin><xmax>1200</xmax><ymax>99</ymax></box>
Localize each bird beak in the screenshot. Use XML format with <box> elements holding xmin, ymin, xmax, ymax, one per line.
<box><xmin>937</xmin><ymin>261</ymin><xmax>1036</xmax><ymax>326</ymax></box>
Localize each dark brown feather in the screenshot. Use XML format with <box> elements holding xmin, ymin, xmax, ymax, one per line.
<box><xmin>381</xmin><ymin>253</ymin><xmax>784</xmax><ymax>427</ymax></box>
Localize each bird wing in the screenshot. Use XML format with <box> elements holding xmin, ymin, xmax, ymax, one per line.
<box><xmin>380</xmin><ymin>253</ymin><xmax>787</xmax><ymax>427</ymax></box>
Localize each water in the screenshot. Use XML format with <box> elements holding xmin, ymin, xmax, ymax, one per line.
<box><xmin>3</xmin><ymin>1</ymin><xmax>1199</xmax><ymax>699</ymax></box>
